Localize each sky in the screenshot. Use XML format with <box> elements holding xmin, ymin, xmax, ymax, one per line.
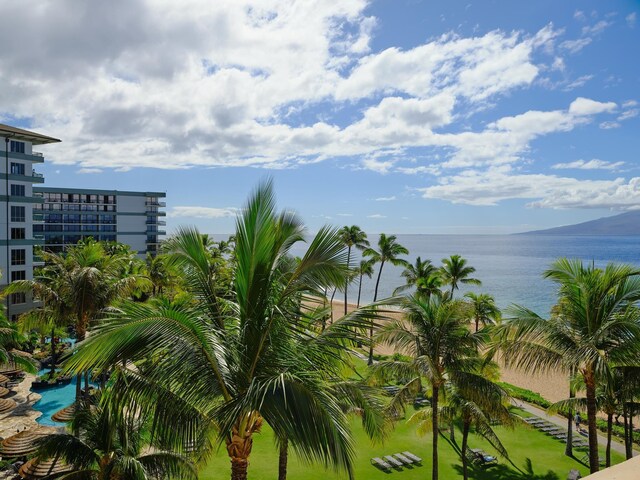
<box><xmin>1</xmin><ymin>0</ymin><xmax>639</xmax><ymax>234</ymax></box>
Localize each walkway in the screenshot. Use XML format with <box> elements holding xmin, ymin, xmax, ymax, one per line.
<box><xmin>514</xmin><ymin>400</ymin><xmax>634</xmax><ymax>457</ymax></box>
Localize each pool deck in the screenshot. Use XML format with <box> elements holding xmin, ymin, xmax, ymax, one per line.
<box><xmin>0</xmin><ymin>374</ymin><xmax>56</xmax><ymax>439</ymax></box>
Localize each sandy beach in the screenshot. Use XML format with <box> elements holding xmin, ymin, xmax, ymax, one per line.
<box><xmin>328</xmin><ymin>299</ymin><xmax>571</xmax><ymax>403</ymax></box>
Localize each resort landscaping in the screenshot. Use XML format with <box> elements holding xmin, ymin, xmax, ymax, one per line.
<box><xmin>1</xmin><ymin>182</ymin><xmax>639</xmax><ymax>480</ymax></box>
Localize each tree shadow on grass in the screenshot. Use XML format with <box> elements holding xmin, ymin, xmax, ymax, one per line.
<box><xmin>451</xmin><ymin>458</ymin><xmax>560</xmax><ymax>480</ymax></box>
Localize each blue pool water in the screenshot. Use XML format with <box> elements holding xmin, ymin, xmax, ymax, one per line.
<box><xmin>33</xmin><ymin>369</ymin><xmax>79</xmax><ymax>426</ymax></box>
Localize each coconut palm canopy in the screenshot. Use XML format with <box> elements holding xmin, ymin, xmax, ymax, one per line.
<box><xmin>63</xmin><ymin>181</ymin><xmax>387</xmax><ymax>480</ymax></box>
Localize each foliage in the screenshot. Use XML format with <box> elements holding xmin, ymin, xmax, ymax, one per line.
<box><xmin>498</xmin><ymin>382</ymin><xmax>552</xmax><ymax>410</ymax></box>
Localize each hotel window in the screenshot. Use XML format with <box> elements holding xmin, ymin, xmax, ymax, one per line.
<box><xmin>11</xmin><ymin>228</ymin><xmax>26</xmax><ymax>239</ymax></box>
<box><xmin>11</xmin><ymin>270</ymin><xmax>26</xmax><ymax>281</ymax></box>
<box><xmin>10</xmin><ymin>140</ymin><xmax>25</xmax><ymax>153</ymax></box>
<box><xmin>11</xmin><ymin>249</ymin><xmax>26</xmax><ymax>266</ymax></box>
<box><xmin>10</xmin><ymin>293</ymin><xmax>26</xmax><ymax>305</ymax></box>
<box><xmin>11</xmin><ymin>206</ymin><xmax>25</xmax><ymax>222</ymax></box>
<box><xmin>10</xmin><ymin>184</ymin><xmax>25</xmax><ymax>196</ymax></box>
<box><xmin>10</xmin><ymin>162</ymin><xmax>25</xmax><ymax>175</ymax></box>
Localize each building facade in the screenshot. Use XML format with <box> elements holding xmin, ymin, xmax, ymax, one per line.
<box><xmin>1</xmin><ymin>124</ymin><xmax>60</xmax><ymax>321</ymax></box>
<box><xmin>33</xmin><ymin>188</ymin><xmax>166</xmax><ymax>257</ymax></box>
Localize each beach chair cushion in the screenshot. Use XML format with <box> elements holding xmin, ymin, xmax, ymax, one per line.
<box><xmin>384</xmin><ymin>455</ymin><xmax>403</xmax><ymax>468</ymax></box>
<box><xmin>402</xmin><ymin>451</ymin><xmax>422</xmax><ymax>463</ymax></box>
<box><xmin>370</xmin><ymin>457</ymin><xmax>391</xmax><ymax>470</ymax></box>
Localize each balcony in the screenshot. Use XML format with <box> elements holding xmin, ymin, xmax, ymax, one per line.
<box><xmin>33</xmin><ymin>233</ymin><xmax>44</xmax><ymax>240</ymax></box>
<box><xmin>32</xmin><ymin>151</ymin><xmax>43</xmax><ymax>157</ymax></box>
<box><xmin>32</xmin><ymin>213</ymin><xmax>44</xmax><ymax>222</ymax></box>
<box><xmin>33</xmin><ymin>255</ymin><xmax>44</xmax><ymax>265</ymax></box>
<box><xmin>146</xmin><ymin>220</ymin><xmax>166</xmax><ymax>226</ymax></box>
<box><xmin>145</xmin><ymin>201</ymin><xmax>166</xmax><ymax>207</ymax></box>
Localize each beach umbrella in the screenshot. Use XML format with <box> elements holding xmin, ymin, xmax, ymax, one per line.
<box><xmin>0</xmin><ymin>428</ymin><xmax>47</xmax><ymax>457</ymax></box>
<box><xmin>0</xmin><ymin>367</ymin><xmax>23</xmax><ymax>377</ymax></box>
<box><xmin>0</xmin><ymin>398</ymin><xmax>17</xmax><ymax>414</ymax></box>
<box><xmin>51</xmin><ymin>404</ymin><xmax>75</xmax><ymax>423</ymax></box>
<box><xmin>18</xmin><ymin>457</ymin><xmax>71</xmax><ymax>480</ymax></box>
<box><xmin>0</xmin><ymin>374</ymin><xmax>9</xmax><ymax>385</ymax></box>
<box><xmin>0</xmin><ymin>386</ymin><xmax>9</xmax><ymax>397</ymax></box>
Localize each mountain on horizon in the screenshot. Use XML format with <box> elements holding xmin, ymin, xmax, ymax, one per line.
<box><xmin>521</xmin><ymin>210</ymin><xmax>640</xmax><ymax>235</ymax></box>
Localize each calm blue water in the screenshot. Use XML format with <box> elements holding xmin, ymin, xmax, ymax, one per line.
<box><xmin>215</xmin><ymin>234</ymin><xmax>640</xmax><ymax>315</ymax></box>
<box><xmin>33</xmin><ymin>369</ymin><xmax>78</xmax><ymax>426</ymax></box>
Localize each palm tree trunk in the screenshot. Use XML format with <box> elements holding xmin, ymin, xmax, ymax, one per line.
<box><xmin>330</xmin><ymin>287</ymin><xmax>337</xmax><ymax>323</ymax></box>
<box><xmin>629</xmin><ymin>404</ymin><xmax>635</xmax><ymax>460</ymax></box>
<box><xmin>278</xmin><ymin>437</ymin><xmax>288</xmax><ymax>480</ymax></box>
<box><xmin>368</xmin><ymin>261</ymin><xmax>384</xmax><ymax>365</ymax></box>
<box><xmin>606</xmin><ymin>413</ymin><xmax>612</xmax><ymax>467</ymax></box>
<box><xmin>75</xmin><ymin>374</ymin><xmax>82</xmax><ymax>401</ymax></box>
<box><xmin>584</xmin><ymin>372</ymin><xmax>600</xmax><ymax>473</ymax></box>
<box><xmin>461</xmin><ymin>420</ymin><xmax>470</xmax><ymax>480</ymax></box>
<box><xmin>344</xmin><ymin>246</ymin><xmax>351</xmax><ymax>316</ymax></box>
<box><xmin>565</xmin><ymin>379</ymin><xmax>574</xmax><ymax>457</ymax></box>
<box><xmin>623</xmin><ymin>402</ymin><xmax>632</xmax><ymax>459</ymax></box>
<box><xmin>50</xmin><ymin>328</ymin><xmax>56</xmax><ymax>378</ymax></box>
<box><xmin>226</xmin><ymin>433</ymin><xmax>253</xmax><ymax>480</ymax></box>
<box><xmin>357</xmin><ymin>274</ymin><xmax>364</xmax><ymax>307</ymax></box>
<box><xmin>84</xmin><ymin>371</ymin><xmax>89</xmax><ymax>393</ymax></box>
<box><xmin>449</xmin><ymin>421</ymin><xmax>455</xmax><ymax>442</ymax></box>
<box><xmin>432</xmin><ymin>385</ymin><xmax>439</xmax><ymax>480</ymax></box>
<box><xmin>474</xmin><ymin>316</ymin><xmax>479</xmax><ymax>333</ymax></box>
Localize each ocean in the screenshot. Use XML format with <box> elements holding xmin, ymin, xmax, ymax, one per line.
<box><xmin>214</xmin><ymin>234</ymin><xmax>640</xmax><ymax>316</ymax></box>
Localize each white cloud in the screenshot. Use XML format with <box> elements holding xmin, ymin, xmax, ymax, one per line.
<box><xmin>375</xmin><ymin>196</ymin><xmax>396</xmax><ymax>201</ymax></box>
<box><xmin>626</xmin><ymin>12</ymin><xmax>637</xmax><ymax>28</ymax></box>
<box><xmin>568</xmin><ymin>97</ymin><xmax>616</xmax><ymax>116</ymax></box>
<box><xmin>168</xmin><ymin>206</ymin><xmax>237</xmax><ymax>218</ymax></box>
<box><xmin>367</xmin><ymin>214</ymin><xmax>386</xmax><ymax>218</ymax></box>
<box><xmin>562</xmin><ymin>74</ymin><xmax>593</xmax><ymax>91</ymax></box>
<box><xmin>622</xmin><ymin>100</ymin><xmax>638</xmax><ymax>108</ymax></box>
<box><xmin>560</xmin><ymin>37</ymin><xmax>592</xmax><ymax>53</ymax></box>
<box><xmin>336</xmin><ymin>213</ymin><xmax>353</xmax><ymax>217</ymax></box>
<box><xmin>599</xmin><ymin>121</ymin><xmax>621</xmax><ymax>130</ymax></box>
<box><xmin>551</xmin><ymin>159</ymin><xmax>624</xmax><ymax>170</ymax></box>
<box><xmin>581</xmin><ymin>20</ymin><xmax>612</xmax><ymax>36</ymax></box>
<box><xmin>361</xmin><ymin>157</ymin><xmax>395</xmax><ymax>174</ymax></box>
<box><xmin>77</xmin><ymin>167</ymin><xmax>103</xmax><ymax>174</ymax></box>
<box><xmin>420</xmin><ymin>168</ymin><xmax>640</xmax><ymax>209</ymax></box>
<box><xmin>618</xmin><ymin>109</ymin><xmax>639</xmax><ymax>121</ymax></box>
<box><xmin>574</xmin><ymin>10</ymin><xmax>586</xmax><ymax>21</ymax></box>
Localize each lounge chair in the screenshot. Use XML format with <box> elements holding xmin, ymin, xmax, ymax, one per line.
<box><xmin>402</xmin><ymin>451</ymin><xmax>422</xmax><ymax>463</ymax></box>
<box><xmin>393</xmin><ymin>453</ymin><xmax>414</xmax><ymax>465</ymax></box>
<box><xmin>567</xmin><ymin>469</ymin><xmax>581</xmax><ymax>480</ymax></box>
<box><xmin>579</xmin><ymin>454</ymin><xmax>605</xmax><ymax>466</ymax></box>
<box><xmin>384</xmin><ymin>455</ymin><xmax>403</xmax><ymax>469</ymax></box>
<box><xmin>370</xmin><ymin>457</ymin><xmax>391</xmax><ymax>471</ymax></box>
<box><xmin>469</xmin><ymin>448</ymin><xmax>498</xmax><ymax>467</ymax></box>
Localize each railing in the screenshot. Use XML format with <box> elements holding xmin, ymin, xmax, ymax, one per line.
<box><xmin>32</xmin><ymin>213</ymin><xmax>44</xmax><ymax>222</ymax></box>
<box><xmin>145</xmin><ymin>201</ymin><xmax>166</xmax><ymax>207</ymax></box>
<box><xmin>33</xmin><ymin>233</ymin><xmax>44</xmax><ymax>240</ymax></box>
<box><xmin>32</xmin><ymin>151</ymin><xmax>43</xmax><ymax>157</ymax></box>
<box><xmin>32</xmin><ymin>171</ymin><xmax>44</xmax><ymax>178</ymax></box>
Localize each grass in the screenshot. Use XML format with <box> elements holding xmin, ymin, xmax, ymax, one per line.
<box><xmin>199</xmin><ymin>407</ymin><xmax>625</xmax><ymax>479</ymax></box>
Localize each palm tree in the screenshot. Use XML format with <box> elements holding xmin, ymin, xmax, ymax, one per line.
<box><xmin>493</xmin><ymin>259</ymin><xmax>640</xmax><ymax>474</ymax></box>
<box><xmin>7</xmin><ymin>241</ymin><xmax>143</xmax><ymax>399</ymax></box>
<box><xmin>356</xmin><ymin>260</ymin><xmax>374</xmax><ymax>308</ymax></box>
<box><xmin>338</xmin><ymin>226</ymin><xmax>369</xmax><ymax>316</ymax></box>
<box><xmin>375</xmin><ymin>295</ymin><xmax>486</xmax><ymax>480</ymax></box>
<box><xmin>64</xmin><ymin>182</ymin><xmax>379</xmax><ymax>480</ymax></box>
<box><xmin>33</xmin><ymin>394</ymin><xmax>196</xmax><ymax>480</ymax></box>
<box><xmin>0</xmin><ymin>282</ymin><xmax>36</xmax><ymax>374</ymax></box>
<box><xmin>464</xmin><ymin>292</ymin><xmax>500</xmax><ymax>332</ymax></box>
<box><xmin>393</xmin><ymin>257</ymin><xmax>438</xmax><ymax>297</ymax></box>
<box><xmin>145</xmin><ymin>253</ymin><xmax>176</xmax><ymax>297</ymax></box>
<box><xmin>363</xmin><ymin>234</ymin><xmax>408</xmax><ymax>364</ymax></box>
<box><xmin>441</xmin><ymin>378</ymin><xmax>512</xmax><ymax>480</ymax></box>
<box><xmin>441</xmin><ymin>255</ymin><xmax>481</xmax><ymax>299</ymax></box>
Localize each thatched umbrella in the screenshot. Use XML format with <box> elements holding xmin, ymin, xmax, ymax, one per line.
<box><xmin>0</xmin><ymin>386</ymin><xmax>9</xmax><ymax>397</ymax></box>
<box><xmin>0</xmin><ymin>397</ymin><xmax>17</xmax><ymax>414</ymax></box>
<box><xmin>0</xmin><ymin>367</ymin><xmax>23</xmax><ymax>377</ymax></box>
<box><xmin>51</xmin><ymin>404</ymin><xmax>75</xmax><ymax>423</ymax></box>
<box><xmin>0</xmin><ymin>374</ymin><xmax>10</xmax><ymax>385</ymax></box>
<box><xmin>0</xmin><ymin>428</ymin><xmax>47</xmax><ymax>457</ymax></box>
<box><xmin>18</xmin><ymin>457</ymin><xmax>71</xmax><ymax>479</ymax></box>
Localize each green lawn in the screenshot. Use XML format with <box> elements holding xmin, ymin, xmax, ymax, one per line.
<box><xmin>199</xmin><ymin>407</ymin><xmax>625</xmax><ymax>479</ymax></box>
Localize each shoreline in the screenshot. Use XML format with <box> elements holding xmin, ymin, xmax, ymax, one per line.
<box><xmin>328</xmin><ymin>298</ymin><xmax>571</xmax><ymax>403</ymax></box>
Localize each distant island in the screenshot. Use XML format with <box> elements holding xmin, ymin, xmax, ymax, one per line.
<box><xmin>521</xmin><ymin>210</ymin><xmax>640</xmax><ymax>235</ymax></box>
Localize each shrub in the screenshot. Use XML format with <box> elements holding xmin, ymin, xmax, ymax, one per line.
<box><xmin>498</xmin><ymin>382</ymin><xmax>552</xmax><ymax>409</ymax></box>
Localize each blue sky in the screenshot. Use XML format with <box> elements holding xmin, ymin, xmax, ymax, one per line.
<box><xmin>1</xmin><ymin>0</ymin><xmax>638</xmax><ymax>234</ymax></box>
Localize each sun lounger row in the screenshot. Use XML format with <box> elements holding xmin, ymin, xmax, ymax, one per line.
<box><xmin>522</xmin><ymin>416</ymin><xmax>588</xmax><ymax>447</ymax></box>
<box><xmin>370</xmin><ymin>451</ymin><xmax>422</xmax><ymax>471</ymax></box>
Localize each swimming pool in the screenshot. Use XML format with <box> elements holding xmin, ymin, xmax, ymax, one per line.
<box><xmin>33</xmin><ymin>369</ymin><xmax>79</xmax><ymax>426</ymax></box>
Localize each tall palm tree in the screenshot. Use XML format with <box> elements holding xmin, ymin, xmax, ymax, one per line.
<box><xmin>33</xmin><ymin>394</ymin><xmax>196</xmax><ymax>480</ymax></box>
<box><xmin>375</xmin><ymin>295</ymin><xmax>487</xmax><ymax>480</ymax></box>
<box><xmin>440</xmin><ymin>255</ymin><xmax>481</xmax><ymax>299</ymax></box>
<box><xmin>64</xmin><ymin>182</ymin><xmax>379</xmax><ymax>480</ymax></box>
<box><xmin>0</xmin><ymin>282</ymin><xmax>36</xmax><ymax>374</ymax></box>
<box><xmin>356</xmin><ymin>260</ymin><xmax>374</xmax><ymax>308</ymax></box>
<box><xmin>363</xmin><ymin>234</ymin><xmax>408</xmax><ymax>364</ymax></box>
<box><xmin>7</xmin><ymin>241</ymin><xmax>143</xmax><ymax>399</ymax></box>
<box><xmin>440</xmin><ymin>378</ymin><xmax>512</xmax><ymax>480</ymax></box>
<box><xmin>492</xmin><ymin>259</ymin><xmax>640</xmax><ymax>474</ymax></box>
<box><xmin>145</xmin><ymin>253</ymin><xmax>176</xmax><ymax>297</ymax></box>
<box><xmin>393</xmin><ymin>257</ymin><xmax>438</xmax><ymax>297</ymax></box>
<box><xmin>338</xmin><ymin>226</ymin><xmax>369</xmax><ymax>315</ymax></box>
<box><xmin>464</xmin><ymin>292</ymin><xmax>500</xmax><ymax>332</ymax></box>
